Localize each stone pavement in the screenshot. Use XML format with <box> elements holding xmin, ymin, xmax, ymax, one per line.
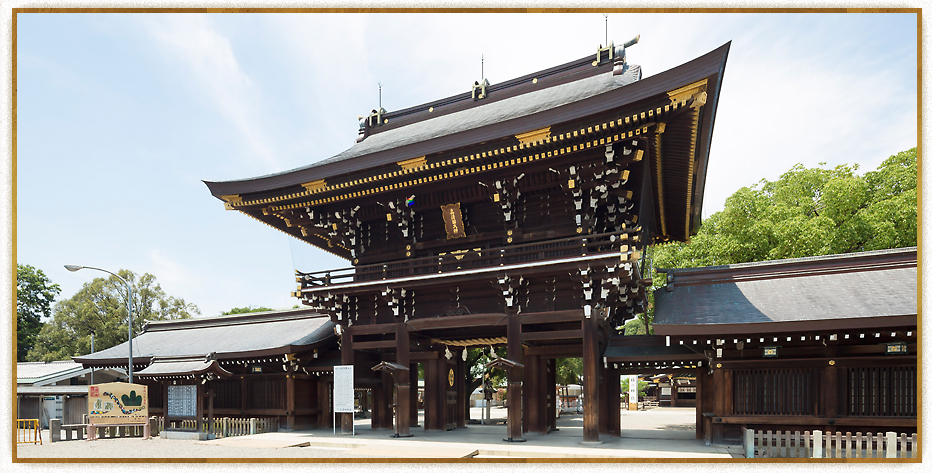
<box><xmin>17</xmin><ymin>407</ymin><xmax>741</xmax><ymax>459</ymax></box>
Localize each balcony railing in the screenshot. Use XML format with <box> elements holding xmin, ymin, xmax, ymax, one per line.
<box><xmin>297</xmin><ymin>229</ymin><xmax>639</xmax><ymax>290</ymax></box>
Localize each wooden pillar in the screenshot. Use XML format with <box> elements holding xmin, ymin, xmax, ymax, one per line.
<box><xmin>207</xmin><ymin>387</ymin><xmax>214</xmax><ymax>435</ymax></box>
<box><xmin>409</xmin><ymin>362</ymin><xmax>419</xmax><ymax>427</ymax></box>
<box><xmin>523</xmin><ymin>353</ymin><xmax>539</xmax><ymax>434</ymax></box>
<box><xmin>607</xmin><ymin>364</ymin><xmax>621</xmax><ymax>437</ymax></box>
<box><xmin>195</xmin><ymin>382</ymin><xmax>204</xmax><ymax>434</ymax></box>
<box><xmin>581</xmin><ymin>310</ymin><xmax>600</xmax><ymax>443</ymax></box>
<box><xmin>695</xmin><ymin>367</ymin><xmax>704</xmax><ymax>440</ymax></box>
<box><xmin>340</xmin><ymin>325</ymin><xmax>354</xmax><ymax>434</ymax></box>
<box><xmin>711</xmin><ymin>365</ymin><xmax>725</xmax><ymax>445</ymax></box>
<box><xmin>394</xmin><ymin>322</ymin><xmax>412</xmax><ymax>437</ymax></box>
<box><xmin>286</xmin><ymin>372</ymin><xmax>295</xmax><ymax>430</ymax></box>
<box><xmin>505</xmin><ymin>310</ymin><xmax>524</xmax><ymax>442</ymax></box>
<box><xmin>547</xmin><ymin>358</ymin><xmax>557</xmax><ymax>432</ymax></box>
<box><xmin>599</xmin><ymin>364</ymin><xmax>609</xmax><ymax>435</ymax></box>
<box><xmin>456</xmin><ymin>351</ymin><xmax>466</xmax><ymax>428</ymax></box>
<box><xmin>823</xmin><ymin>364</ymin><xmax>838</xmax><ymax>419</ymax></box>
<box><xmin>425</xmin><ymin>356</ymin><xmax>441</xmax><ymax>430</ymax></box>
<box><xmin>318</xmin><ymin>375</ymin><xmax>331</xmax><ymax>429</ymax></box>
<box><xmin>371</xmin><ymin>383</ymin><xmax>382</xmax><ymax>430</ymax></box>
<box><xmin>240</xmin><ymin>376</ymin><xmax>247</xmax><ymax>412</ymax></box>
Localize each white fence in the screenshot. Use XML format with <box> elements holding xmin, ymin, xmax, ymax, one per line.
<box><xmin>744</xmin><ymin>428</ymin><xmax>918</xmax><ymax>458</ymax></box>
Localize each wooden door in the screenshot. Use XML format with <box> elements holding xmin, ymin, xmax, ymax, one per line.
<box><xmin>64</xmin><ymin>396</ymin><xmax>87</xmax><ymax>425</ymax></box>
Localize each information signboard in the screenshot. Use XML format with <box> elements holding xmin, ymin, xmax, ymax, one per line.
<box><xmin>166</xmin><ymin>385</ymin><xmax>198</xmax><ymax>418</ymax></box>
<box><xmin>628</xmin><ymin>375</ymin><xmax>638</xmax><ymax>410</ymax></box>
<box><xmin>333</xmin><ymin>365</ymin><xmax>354</xmax><ymax>413</ymax></box>
<box><xmin>88</xmin><ymin>382</ymin><xmax>148</xmax><ymax>425</ymax></box>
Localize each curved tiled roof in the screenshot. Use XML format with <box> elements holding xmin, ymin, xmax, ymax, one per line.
<box><xmin>652</xmin><ymin>247</ymin><xmax>917</xmax><ymax>335</ymax></box>
<box><xmin>73</xmin><ymin>308</ymin><xmax>336</xmax><ymax>367</ymax></box>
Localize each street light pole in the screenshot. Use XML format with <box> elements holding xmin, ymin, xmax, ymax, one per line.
<box><xmin>65</xmin><ymin>265</ymin><xmax>134</xmax><ymax>383</ymax></box>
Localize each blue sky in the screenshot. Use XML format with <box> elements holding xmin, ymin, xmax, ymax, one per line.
<box><xmin>12</xmin><ymin>12</ymin><xmax>918</xmax><ymax>320</ymax></box>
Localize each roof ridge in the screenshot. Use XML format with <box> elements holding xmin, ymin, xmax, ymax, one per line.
<box><xmin>659</xmin><ymin>246</ymin><xmax>917</xmax><ymax>274</ymax></box>
<box><xmin>144</xmin><ymin>308</ymin><xmax>327</xmax><ymax>332</ymax></box>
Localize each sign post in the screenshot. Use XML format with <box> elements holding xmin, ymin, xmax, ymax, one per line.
<box><xmin>628</xmin><ymin>375</ymin><xmax>638</xmax><ymax>411</ymax></box>
<box><xmin>87</xmin><ymin>382</ymin><xmax>149</xmax><ymax>439</ymax></box>
<box><xmin>333</xmin><ymin>365</ymin><xmax>354</xmax><ymax>436</ymax></box>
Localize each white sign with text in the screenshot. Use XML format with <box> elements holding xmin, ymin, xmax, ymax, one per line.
<box><xmin>333</xmin><ymin>365</ymin><xmax>354</xmax><ymax>413</ymax></box>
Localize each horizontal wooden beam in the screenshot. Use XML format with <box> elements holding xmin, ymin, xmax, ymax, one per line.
<box><xmin>405</xmin><ymin>313</ymin><xmax>507</xmax><ymax>331</ymax></box>
<box><xmin>521</xmin><ymin>329</ymin><xmax>583</xmax><ymax>341</ymax></box>
<box><xmin>520</xmin><ymin>310</ymin><xmax>584</xmax><ymax>325</ymax></box>
<box><xmin>350</xmin><ymin>323</ymin><xmax>398</xmax><ymax>335</ymax></box>
<box><xmin>714</xmin><ymin>415</ymin><xmax>917</xmax><ymax>428</ymax></box>
<box><xmin>353</xmin><ymin>340</ymin><xmax>398</xmax><ymax>350</ymax></box>
<box><xmin>524</xmin><ymin>344</ymin><xmax>582</xmax><ymax>357</ymax></box>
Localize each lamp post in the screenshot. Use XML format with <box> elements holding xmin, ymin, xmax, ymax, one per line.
<box><xmin>65</xmin><ymin>265</ymin><xmax>134</xmax><ymax>383</ymax></box>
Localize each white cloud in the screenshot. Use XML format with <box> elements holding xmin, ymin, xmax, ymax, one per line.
<box><xmin>139</xmin><ymin>14</ymin><xmax>281</xmax><ymax>171</ymax></box>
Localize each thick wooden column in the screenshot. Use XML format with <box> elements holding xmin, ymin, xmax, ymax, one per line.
<box><xmin>599</xmin><ymin>365</ymin><xmax>609</xmax><ymax>435</ymax></box>
<box><xmin>207</xmin><ymin>387</ymin><xmax>215</xmax><ymax>435</ymax></box>
<box><xmin>286</xmin><ymin>372</ymin><xmax>295</xmax><ymax>430</ymax></box>
<box><xmin>394</xmin><ymin>322</ymin><xmax>412</xmax><ymax>437</ymax></box>
<box><xmin>607</xmin><ymin>364</ymin><xmax>621</xmax><ymax>437</ymax></box>
<box><xmin>371</xmin><ymin>382</ymin><xmax>383</xmax><ymax>430</ymax></box>
<box><xmin>547</xmin><ymin>358</ymin><xmax>557</xmax><ymax>432</ymax></box>
<box><xmin>426</xmin><ymin>356</ymin><xmax>443</xmax><ymax>430</ymax></box>
<box><xmin>196</xmin><ymin>383</ymin><xmax>205</xmax><ymax>434</ymax></box>
<box><xmin>711</xmin><ymin>365</ymin><xmax>725</xmax><ymax>445</ymax></box>
<box><xmin>318</xmin><ymin>375</ymin><xmax>331</xmax><ymax>429</ymax></box>
<box><xmin>505</xmin><ymin>310</ymin><xmax>525</xmax><ymax>442</ymax></box>
<box><xmin>695</xmin><ymin>367</ymin><xmax>704</xmax><ymax>440</ymax></box>
<box><xmin>409</xmin><ymin>362</ymin><xmax>419</xmax><ymax>427</ymax></box>
<box><xmin>340</xmin><ymin>325</ymin><xmax>354</xmax><ymax>434</ymax></box>
<box><xmin>523</xmin><ymin>354</ymin><xmax>539</xmax><ymax>433</ymax></box>
<box><xmin>581</xmin><ymin>310</ymin><xmax>600</xmax><ymax>443</ymax></box>
<box><xmin>456</xmin><ymin>351</ymin><xmax>466</xmax><ymax>428</ymax></box>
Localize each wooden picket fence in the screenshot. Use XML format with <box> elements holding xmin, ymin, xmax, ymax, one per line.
<box><xmin>744</xmin><ymin>428</ymin><xmax>918</xmax><ymax>458</ymax></box>
<box><xmin>155</xmin><ymin>416</ymin><xmax>279</xmax><ymax>438</ymax></box>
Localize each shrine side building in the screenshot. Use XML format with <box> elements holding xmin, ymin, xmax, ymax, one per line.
<box><xmin>74</xmin><ymin>39</ymin><xmax>918</xmax><ymax>446</ymax></box>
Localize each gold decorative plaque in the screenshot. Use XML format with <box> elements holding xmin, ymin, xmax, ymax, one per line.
<box><xmin>441</xmin><ymin>203</ymin><xmax>466</xmax><ymax>239</ymax></box>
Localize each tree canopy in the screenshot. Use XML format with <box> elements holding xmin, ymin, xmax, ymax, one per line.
<box><xmin>654</xmin><ymin>148</ymin><xmax>916</xmax><ymax>269</ymax></box>
<box><xmin>628</xmin><ymin>148</ymin><xmax>917</xmax><ymax>336</ymax></box>
<box><xmin>222</xmin><ymin>306</ymin><xmax>274</xmax><ymax>315</ymax></box>
<box><xmin>26</xmin><ymin>270</ymin><xmax>199</xmax><ymax>362</ymax></box>
<box><xmin>16</xmin><ymin>264</ymin><xmax>61</xmax><ymax>361</ymax></box>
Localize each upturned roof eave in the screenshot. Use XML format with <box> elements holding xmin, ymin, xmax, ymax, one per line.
<box><xmin>204</xmin><ymin>42</ymin><xmax>731</xmax><ymax>199</ymax></box>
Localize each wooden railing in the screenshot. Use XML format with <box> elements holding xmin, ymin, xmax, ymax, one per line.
<box><xmin>743</xmin><ymin>428</ymin><xmax>919</xmax><ymax>458</ymax></box>
<box><xmin>154</xmin><ymin>416</ymin><xmax>279</xmax><ymax>438</ymax></box>
<box><xmin>297</xmin><ymin>229</ymin><xmax>639</xmax><ymax>289</ymax></box>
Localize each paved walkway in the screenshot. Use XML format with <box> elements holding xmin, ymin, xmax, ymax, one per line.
<box><xmin>17</xmin><ymin>407</ymin><xmax>740</xmax><ymax>459</ymax></box>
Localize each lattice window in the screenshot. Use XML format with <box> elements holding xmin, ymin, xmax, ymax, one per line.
<box><xmin>846</xmin><ymin>366</ymin><xmax>916</xmax><ymax>417</ymax></box>
<box><xmin>733</xmin><ymin>369</ymin><xmax>818</xmax><ymax>416</ymax></box>
<box><xmin>211</xmin><ymin>379</ymin><xmax>242</xmax><ymax>409</ymax></box>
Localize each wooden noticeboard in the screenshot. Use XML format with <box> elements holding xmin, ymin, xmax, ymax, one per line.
<box><xmin>88</xmin><ymin>382</ymin><xmax>148</xmax><ymax>425</ymax></box>
<box><xmin>166</xmin><ymin>385</ymin><xmax>198</xmax><ymax>418</ymax></box>
<box><xmin>333</xmin><ymin>365</ymin><xmax>354</xmax><ymax>413</ymax></box>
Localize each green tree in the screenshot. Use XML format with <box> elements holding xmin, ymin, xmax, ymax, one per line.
<box><xmin>620</xmin><ymin>377</ymin><xmax>649</xmax><ymax>398</ymax></box>
<box><xmin>26</xmin><ymin>270</ymin><xmax>199</xmax><ymax>362</ymax></box>
<box><xmin>221</xmin><ymin>306</ymin><xmax>274</xmax><ymax>315</ymax></box>
<box><xmin>556</xmin><ymin>358</ymin><xmax>583</xmax><ymax>385</ymax></box>
<box><xmin>653</xmin><ymin>148</ymin><xmax>917</xmax><ymax>269</ymax></box>
<box><xmin>16</xmin><ymin>264</ymin><xmax>61</xmax><ymax>361</ymax></box>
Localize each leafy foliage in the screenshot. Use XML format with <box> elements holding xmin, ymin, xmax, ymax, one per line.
<box><xmin>653</xmin><ymin>149</ymin><xmax>917</xmax><ymax>269</ymax></box>
<box><xmin>26</xmin><ymin>270</ymin><xmax>199</xmax><ymax>362</ymax></box>
<box><xmin>629</xmin><ymin>149</ymin><xmax>916</xmax><ymax>336</ymax></box>
<box><xmin>620</xmin><ymin>377</ymin><xmax>649</xmax><ymax>398</ymax></box>
<box><xmin>16</xmin><ymin>264</ymin><xmax>61</xmax><ymax>361</ymax></box>
<box><xmin>222</xmin><ymin>306</ymin><xmax>274</xmax><ymax>315</ymax></box>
